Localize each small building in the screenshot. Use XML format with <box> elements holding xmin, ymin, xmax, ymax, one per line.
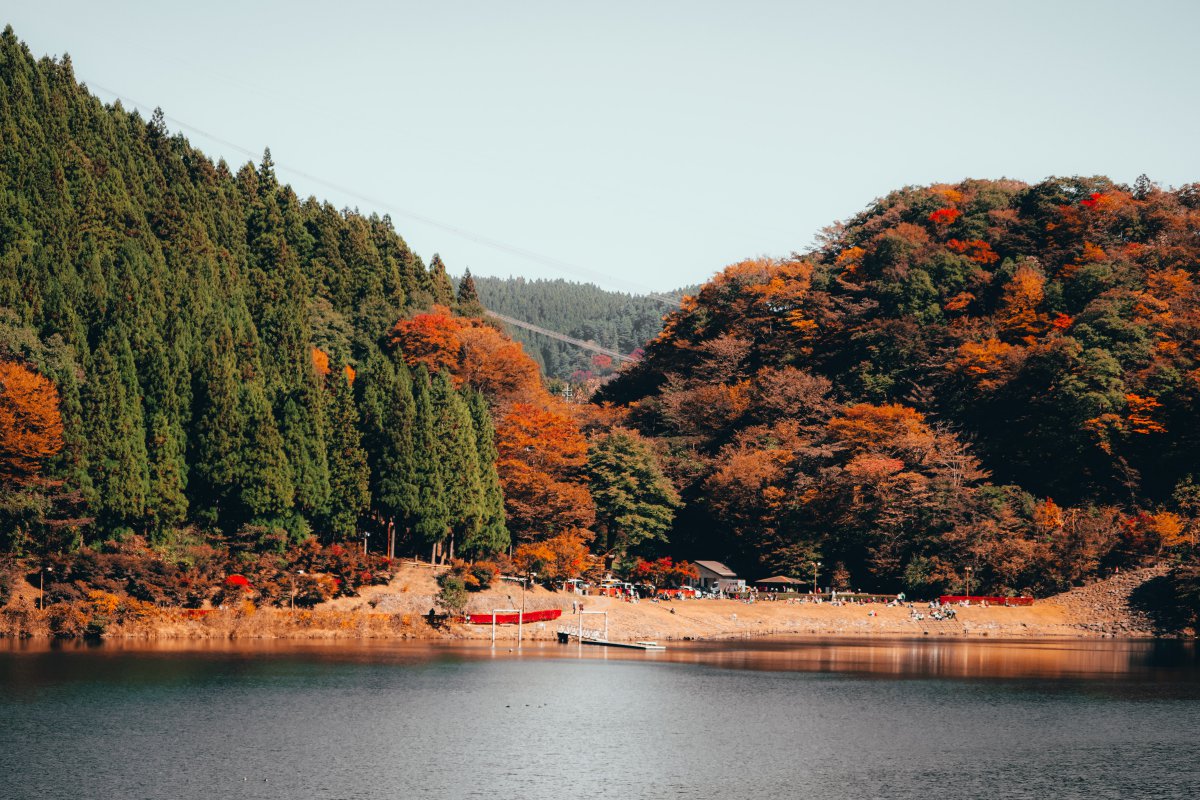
<box><xmin>755</xmin><ymin>575</ymin><xmax>804</xmax><ymax>592</ymax></box>
<box><xmin>692</xmin><ymin>561</ymin><xmax>744</xmax><ymax>593</ymax></box>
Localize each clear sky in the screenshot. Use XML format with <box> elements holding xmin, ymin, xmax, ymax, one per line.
<box><xmin>6</xmin><ymin>1</ymin><xmax>1199</xmax><ymax>293</ymax></box>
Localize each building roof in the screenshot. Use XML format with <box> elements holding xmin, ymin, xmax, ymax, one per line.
<box><xmin>756</xmin><ymin>575</ymin><xmax>802</xmax><ymax>585</ymax></box>
<box><xmin>694</xmin><ymin>560</ymin><xmax>738</xmax><ymax>577</ymax></box>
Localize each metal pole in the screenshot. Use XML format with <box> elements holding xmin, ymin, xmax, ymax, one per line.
<box><xmin>39</xmin><ymin>569</ymin><xmax>43</xmax><ymax>611</ymax></box>
<box><xmin>518</xmin><ymin>577</ymin><xmax>526</xmax><ymax>649</ymax></box>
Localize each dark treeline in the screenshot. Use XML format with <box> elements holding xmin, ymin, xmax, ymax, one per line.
<box><xmin>602</xmin><ymin>177</ymin><xmax>1200</xmax><ymax>599</ymax></box>
<box><xmin>0</xmin><ymin>27</ymin><xmax>505</xmax><ymax>560</ymax></box>
<box><xmin>472</xmin><ymin>275</ymin><xmax>692</xmax><ymax>381</ymax></box>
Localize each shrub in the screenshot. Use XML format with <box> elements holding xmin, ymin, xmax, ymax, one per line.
<box><xmin>436</xmin><ymin>573</ymin><xmax>468</xmax><ymax>615</ymax></box>
<box><xmin>46</xmin><ymin>602</ymin><xmax>89</xmax><ymax>638</ymax></box>
<box><xmin>470</xmin><ymin>561</ymin><xmax>500</xmax><ymax>590</ymax></box>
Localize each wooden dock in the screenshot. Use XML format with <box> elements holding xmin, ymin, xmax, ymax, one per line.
<box><xmin>556</xmin><ymin>626</ymin><xmax>665</xmax><ymax>650</ymax></box>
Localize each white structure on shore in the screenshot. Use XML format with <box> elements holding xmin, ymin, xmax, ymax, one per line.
<box><xmin>691</xmin><ymin>561</ymin><xmax>745</xmax><ymax>594</ymax></box>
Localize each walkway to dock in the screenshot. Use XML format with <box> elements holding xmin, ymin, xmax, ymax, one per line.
<box><xmin>556</xmin><ymin>626</ymin><xmax>665</xmax><ymax>650</ymax></box>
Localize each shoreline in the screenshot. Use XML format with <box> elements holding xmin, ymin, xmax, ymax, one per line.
<box><xmin>3</xmin><ymin>563</ymin><xmax>1188</xmax><ymax>643</ymax></box>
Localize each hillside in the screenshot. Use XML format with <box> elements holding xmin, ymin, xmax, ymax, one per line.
<box><xmin>601</xmin><ymin>177</ymin><xmax>1200</xmax><ymax>599</ymax></box>
<box><xmin>0</xmin><ymin>27</ymin><xmax>539</xmax><ymax>562</ymax></box>
<box><xmin>472</xmin><ymin>276</ymin><xmax>692</xmax><ymax>381</ymax></box>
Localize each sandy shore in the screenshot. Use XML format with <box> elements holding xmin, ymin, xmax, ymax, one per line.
<box><xmin>3</xmin><ymin>562</ymin><xmax>1178</xmax><ymax>642</ymax></box>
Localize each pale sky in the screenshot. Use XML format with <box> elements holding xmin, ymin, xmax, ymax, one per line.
<box><xmin>6</xmin><ymin>1</ymin><xmax>1199</xmax><ymax>293</ymax></box>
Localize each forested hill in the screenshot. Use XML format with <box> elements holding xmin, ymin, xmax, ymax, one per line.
<box><xmin>472</xmin><ymin>276</ymin><xmax>693</xmax><ymax>381</ymax></box>
<box><xmin>601</xmin><ymin>177</ymin><xmax>1200</xmax><ymax>595</ymax></box>
<box><xmin>0</xmin><ymin>27</ymin><xmax>507</xmax><ymax>553</ymax></box>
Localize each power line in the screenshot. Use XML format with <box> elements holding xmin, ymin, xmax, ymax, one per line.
<box><xmin>82</xmin><ymin>79</ymin><xmax>683</xmax><ymax>310</ymax></box>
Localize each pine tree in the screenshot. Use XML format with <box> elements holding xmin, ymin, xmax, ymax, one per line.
<box><xmin>430</xmin><ymin>371</ymin><xmax>484</xmax><ymax>560</ymax></box>
<box><xmin>357</xmin><ymin>349</ymin><xmax>419</xmax><ymax>540</ymax></box>
<box><xmin>236</xmin><ymin>379</ymin><xmax>295</xmax><ymax>524</ymax></box>
<box><xmin>146</xmin><ymin>411</ymin><xmax>188</xmax><ymax>536</ymax></box>
<box><xmin>190</xmin><ymin>324</ymin><xmax>243</xmax><ymax>529</ymax></box>
<box><xmin>427</xmin><ymin>254</ymin><xmax>456</xmax><ymax>308</ymax></box>
<box><xmin>464</xmin><ymin>390</ymin><xmax>508</xmax><ymax>557</ymax></box>
<box><xmin>83</xmin><ymin>328</ymin><xmax>150</xmax><ymax>533</ymax></box>
<box><xmin>324</xmin><ymin>368</ymin><xmax>370</xmax><ymax>541</ymax></box>
<box><xmin>410</xmin><ymin>366</ymin><xmax>449</xmax><ymax>559</ymax></box>
<box><xmin>456</xmin><ymin>269</ymin><xmax>485</xmax><ymax>317</ymax></box>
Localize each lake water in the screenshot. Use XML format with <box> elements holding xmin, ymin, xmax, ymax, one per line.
<box><xmin>2</xmin><ymin>637</ymin><xmax>1197</xmax><ymax>799</ymax></box>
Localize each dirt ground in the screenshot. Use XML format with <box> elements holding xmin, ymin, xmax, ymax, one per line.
<box><xmin>289</xmin><ymin>561</ymin><xmax>1169</xmax><ymax>642</ymax></box>
<box><xmin>2</xmin><ymin>561</ymin><xmax>1176</xmax><ymax>642</ymax></box>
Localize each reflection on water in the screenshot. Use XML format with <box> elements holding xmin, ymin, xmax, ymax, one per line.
<box><xmin>2</xmin><ymin>637</ymin><xmax>1198</xmax><ymax>800</ymax></box>
<box><xmin>4</xmin><ymin>635</ymin><xmax>1197</xmax><ymax>682</ymax></box>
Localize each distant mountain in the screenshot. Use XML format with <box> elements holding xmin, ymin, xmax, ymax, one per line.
<box><xmin>472</xmin><ymin>276</ymin><xmax>695</xmax><ymax>381</ymax></box>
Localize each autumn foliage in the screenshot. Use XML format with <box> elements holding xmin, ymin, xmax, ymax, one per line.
<box><xmin>602</xmin><ymin>176</ymin><xmax>1200</xmax><ymax>596</ymax></box>
<box><xmin>389</xmin><ymin>307</ymin><xmax>540</xmax><ymax>402</ymax></box>
<box><xmin>0</xmin><ymin>359</ymin><xmax>64</xmax><ymax>483</ymax></box>
<box><xmin>495</xmin><ymin>402</ymin><xmax>595</xmax><ymax>542</ymax></box>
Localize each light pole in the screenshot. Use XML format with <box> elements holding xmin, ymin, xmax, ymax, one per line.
<box><xmin>811</xmin><ymin>561</ymin><xmax>822</xmax><ymax>596</ymax></box>
<box><xmin>362</xmin><ymin>531</ymin><xmax>370</xmax><ymax>557</ymax></box>
<box><xmin>39</xmin><ymin>565</ymin><xmax>52</xmax><ymax>610</ymax></box>
<box><xmin>290</xmin><ymin>570</ymin><xmax>306</xmax><ymax>612</ymax></box>
<box><xmin>518</xmin><ymin>571</ymin><xmax>537</xmax><ymax>649</ymax></box>
<box><xmin>965</xmin><ymin>566</ymin><xmax>974</xmax><ymax>602</ymax></box>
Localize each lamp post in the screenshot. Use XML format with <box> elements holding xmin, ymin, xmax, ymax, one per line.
<box><xmin>362</xmin><ymin>531</ymin><xmax>370</xmax><ymax>557</ymax></box>
<box><xmin>810</xmin><ymin>561</ymin><xmax>822</xmax><ymax>596</ymax></box>
<box><xmin>290</xmin><ymin>570</ymin><xmax>306</xmax><ymax>612</ymax></box>
<box><xmin>965</xmin><ymin>566</ymin><xmax>974</xmax><ymax>602</ymax></box>
<box><xmin>518</xmin><ymin>571</ymin><xmax>537</xmax><ymax>649</ymax></box>
<box><xmin>39</xmin><ymin>565</ymin><xmax>52</xmax><ymax>610</ymax></box>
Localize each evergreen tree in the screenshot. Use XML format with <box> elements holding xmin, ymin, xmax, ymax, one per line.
<box><xmin>324</xmin><ymin>368</ymin><xmax>370</xmax><ymax>541</ymax></box>
<box><xmin>236</xmin><ymin>379</ymin><xmax>295</xmax><ymax>525</ymax></box>
<box><xmin>587</xmin><ymin>429</ymin><xmax>680</xmax><ymax>556</ymax></box>
<box><xmin>410</xmin><ymin>366</ymin><xmax>449</xmax><ymax>559</ymax></box>
<box><xmin>456</xmin><ymin>269</ymin><xmax>485</xmax><ymax>317</ymax></box>
<box><xmin>464</xmin><ymin>390</ymin><xmax>508</xmax><ymax>557</ymax></box>
<box><xmin>146</xmin><ymin>411</ymin><xmax>188</xmax><ymax>536</ymax></box>
<box><xmin>430</xmin><ymin>370</ymin><xmax>484</xmax><ymax>559</ymax></box>
<box><xmin>357</xmin><ymin>349</ymin><xmax>419</xmax><ymax>537</ymax></box>
<box><xmin>427</xmin><ymin>254</ymin><xmax>456</xmax><ymax>308</ymax></box>
<box><xmin>83</xmin><ymin>329</ymin><xmax>150</xmax><ymax>533</ymax></box>
<box><xmin>190</xmin><ymin>326</ymin><xmax>243</xmax><ymax>529</ymax></box>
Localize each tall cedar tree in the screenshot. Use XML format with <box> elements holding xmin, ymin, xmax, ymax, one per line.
<box><xmin>456</xmin><ymin>269</ymin><xmax>485</xmax><ymax>317</ymax></box>
<box><xmin>356</xmin><ymin>349</ymin><xmax>419</xmax><ymax>539</ymax></box>
<box><xmin>464</xmin><ymin>390</ymin><xmax>509</xmax><ymax>557</ymax></box>
<box><xmin>323</xmin><ymin>368</ymin><xmax>370</xmax><ymax>542</ymax></box>
<box><xmin>427</xmin><ymin>254</ymin><xmax>457</xmax><ymax>308</ymax></box>
<box><xmin>410</xmin><ymin>366</ymin><xmax>450</xmax><ymax>558</ymax></box>
<box><xmin>429</xmin><ymin>370</ymin><xmax>485</xmax><ymax>559</ymax></box>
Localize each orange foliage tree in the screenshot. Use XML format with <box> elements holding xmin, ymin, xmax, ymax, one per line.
<box><xmin>0</xmin><ymin>359</ymin><xmax>65</xmax><ymax>484</ymax></box>
<box><xmin>826</xmin><ymin>403</ymin><xmax>934</xmax><ymax>455</ymax></box>
<box><xmin>512</xmin><ymin>531</ymin><xmax>591</xmax><ymax>581</ymax></box>
<box><xmin>388</xmin><ymin>306</ymin><xmax>463</xmax><ymax>376</ymax></box>
<box><xmin>496</xmin><ymin>402</ymin><xmax>595</xmax><ymax>542</ymax></box>
<box><xmin>389</xmin><ymin>306</ymin><xmax>541</xmax><ymax>402</ymax></box>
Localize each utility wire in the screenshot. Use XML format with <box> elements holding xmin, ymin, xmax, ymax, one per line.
<box><xmin>83</xmin><ymin>79</ymin><xmax>684</xmax><ymax>310</ymax></box>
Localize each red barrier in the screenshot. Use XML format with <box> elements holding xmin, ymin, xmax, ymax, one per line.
<box><xmin>938</xmin><ymin>595</ymin><xmax>1034</xmax><ymax>606</ymax></box>
<box><xmin>466</xmin><ymin>609</ymin><xmax>563</xmax><ymax>625</ymax></box>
